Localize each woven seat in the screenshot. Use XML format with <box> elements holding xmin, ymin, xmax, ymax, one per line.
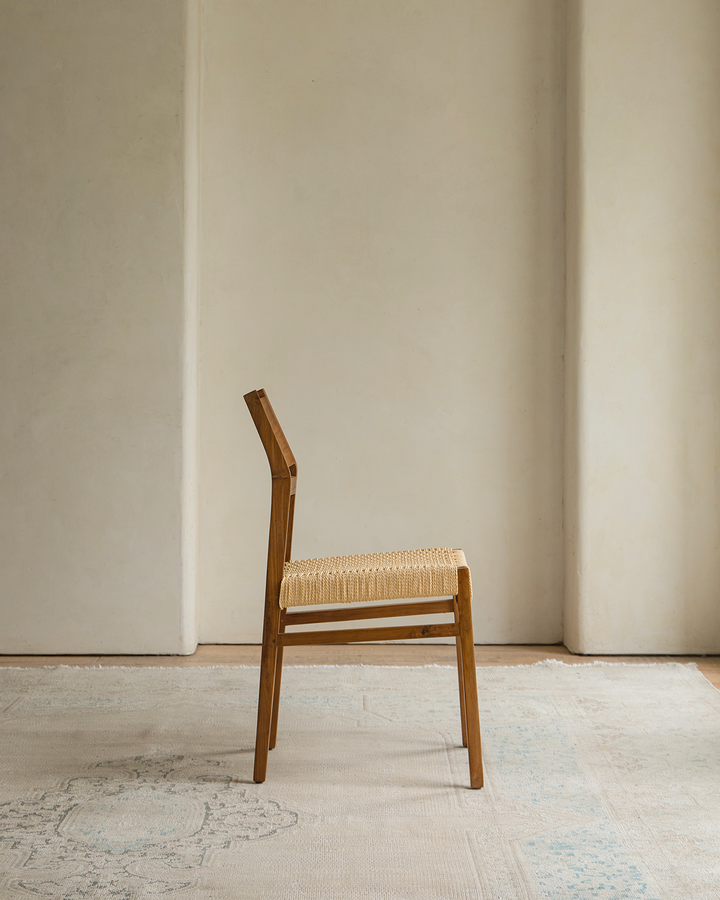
<box><xmin>244</xmin><ymin>389</ymin><xmax>483</xmax><ymax>789</ymax></box>
<box><xmin>280</xmin><ymin>548</ymin><xmax>467</xmax><ymax>608</ymax></box>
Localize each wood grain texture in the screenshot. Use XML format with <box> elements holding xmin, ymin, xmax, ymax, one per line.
<box><xmin>281</xmin><ymin>623</ymin><xmax>459</xmax><ymax>646</ymax></box>
<box><xmin>456</xmin><ymin>568</ymin><xmax>482</xmax><ymax>787</ymax></box>
<box><xmin>454</xmin><ymin>597</ymin><xmax>468</xmax><ymax>747</ymax></box>
<box><xmin>245</xmin><ymin>389</ymin><xmax>298</xmax><ymax>783</ymax></box>
<box><xmin>282</xmin><ymin>598</ymin><xmax>456</xmax><ymax>626</ymax></box>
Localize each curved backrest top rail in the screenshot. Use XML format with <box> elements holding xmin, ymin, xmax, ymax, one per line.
<box><xmin>244</xmin><ymin>389</ymin><xmax>297</xmax><ymax>481</ymax></box>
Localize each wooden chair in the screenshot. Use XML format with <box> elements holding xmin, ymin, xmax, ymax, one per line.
<box><xmin>244</xmin><ymin>389</ymin><xmax>483</xmax><ymax>789</ymax></box>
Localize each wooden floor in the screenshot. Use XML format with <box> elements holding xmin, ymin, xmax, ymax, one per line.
<box><xmin>1</xmin><ymin>644</ymin><xmax>719</xmax><ymax>690</ymax></box>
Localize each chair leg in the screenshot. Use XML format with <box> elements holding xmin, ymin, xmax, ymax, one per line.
<box><xmin>269</xmin><ymin>622</ymin><xmax>285</xmax><ymax>750</ymax></box>
<box><xmin>454</xmin><ymin>597</ymin><xmax>468</xmax><ymax>748</ymax></box>
<box><xmin>457</xmin><ymin>569</ymin><xmax>483</xmax><ymax>789</ymax></box>
<box><xmin>254</xmin><ymin>609</ymin><xmax>280</xmax><ymax>783</ymax></box>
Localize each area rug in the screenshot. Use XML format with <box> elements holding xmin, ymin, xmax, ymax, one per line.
<box><xmin>1</xmin><ymin>663</ymin><xmax>719</xmax><ymax>899</ymax></box>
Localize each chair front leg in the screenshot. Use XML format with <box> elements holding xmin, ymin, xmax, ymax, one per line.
<box><xmin>457</xmin><ymin>568</ymin><xmax>483</xmax><ymax>789</ymax></box>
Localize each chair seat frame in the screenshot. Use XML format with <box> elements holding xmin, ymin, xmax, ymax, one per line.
<box><xmin>245</xmin><ymin>389</ymin><xmax>483</xmax><ymax>789</ymax></box>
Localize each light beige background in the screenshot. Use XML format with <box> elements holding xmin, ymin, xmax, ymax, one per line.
<box><xmin>197</xmin><ymin>0</ymin><xmax>566</xmax><ymax>644</ymax></box>
<box><xmin>1</xmin><ymin>1</ymin><xmax>719</xmax><ymax>654</ymax></box>
<box><xmin>565</xmin><ymin>0</ymin><xmax>720</xmax><ymax>653</ymax></box>
<box><xmin>0</xmin><ymin>0</ymin><xmax>193</xmax><ymax>653</ymax></box>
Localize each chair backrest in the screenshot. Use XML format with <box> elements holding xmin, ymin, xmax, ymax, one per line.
<box><xmin>244</xmin><ymin>390</ymin><xmax>297</xmax><ymax>607</ymax></box>
<box><xmin>244</xmin><ymin>389</ymin><xmax>297</xmax><ymax>481</ymax></box>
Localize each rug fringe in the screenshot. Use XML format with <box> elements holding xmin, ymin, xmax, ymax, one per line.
<box><xmin>18</xmin><ymin>659</ymin><xmax>699</xmax><ymax>671</ymax></box>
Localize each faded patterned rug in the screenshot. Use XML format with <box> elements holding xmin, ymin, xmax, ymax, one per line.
<box><xmin>1</xmin><ymin>663</ymin><xmax>719</xmax><ymax>899</ymax></box>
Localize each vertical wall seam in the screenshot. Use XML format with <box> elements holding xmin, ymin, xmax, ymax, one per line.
<box><xmin>563</xmin><ymin>0</ymin><xmax>584</xmax><ymax>652</ymax></box>
<box><xmin>181</xmin><ymin>0</ymin><xmax>201</xmax><ymax>653</ymax></box>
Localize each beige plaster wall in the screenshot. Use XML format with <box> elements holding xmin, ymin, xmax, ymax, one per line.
<box><xmin>0</xmin><ymin>0</ymin><xmax>194</xmax><ymax>653</ymax></box>
<box><xmin>5</xmin><ymin>1</ymin><xmax>718</xmax><ymax>655</ymax></box>
<box><xmin>565</xmin><ymin>0</ymin><xmax>720</xmax><ymax>653</ymax></box>
<box><xmin>198</xmin><ymin>0</ymin><xmax>566</xmax><ymax>643</ymax></box>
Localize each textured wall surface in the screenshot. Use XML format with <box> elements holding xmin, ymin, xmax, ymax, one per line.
<box><xmin>197</xmin><ymin>0</ymin><xmax>567</xmax><ymax>643</ymax></box>
<box><xmin>0</xmin><ymin>0</ymin><xmax>190</xmax><ymax>652</ymax></box>
<box><xmin>4</xmin><ymin>0</ymin><xmax>720</xmax><ymax>654</ymax></box>
<box><xmin>565</xmin><ymin>0</ymin><xmax>720</xmax><ymax>653</ymax></box>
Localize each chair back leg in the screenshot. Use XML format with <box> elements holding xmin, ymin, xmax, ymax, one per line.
<box><xmin>453</xmin><ymin>596</ymin><xmax>468</xmax><ymax>748</ymax></box>
<box><xmin>269</xmin><ymin>622</ymin><xmax>285</xmax><ymax>750</ymax></box>
<box><xmin>254</xmin><ymin>604</ymin><xmax>281</xmax><ymax>783</ymax></box>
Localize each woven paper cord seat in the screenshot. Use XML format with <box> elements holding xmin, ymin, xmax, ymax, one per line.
<box><xmin>280</xmin><ymin>548</ymin><xmax>469</xmax><ymax>608</ymax></box>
